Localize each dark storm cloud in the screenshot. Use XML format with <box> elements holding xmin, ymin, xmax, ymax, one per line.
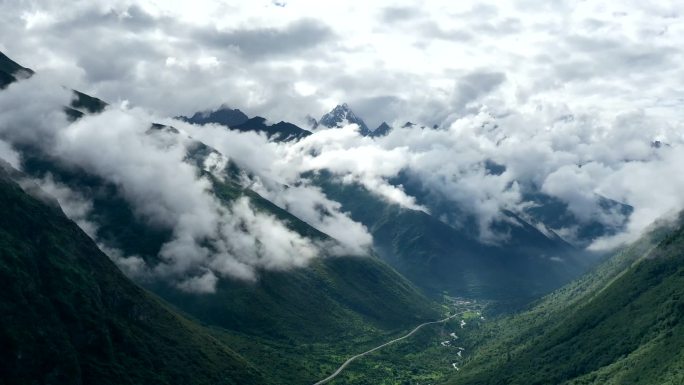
<box><xmin>195</xmin><ymin>19</ymin><xmax>335</xmax><ymax>58</ymax></box>
<box><xmin>380</xmin><ymin>6</ymin><xmax>423</xmax><ymax>23</ymax></box>
<box><xmin>472</xmin><ymin>17</ymin><xmax>523</xmax><ymax>36</ymax></box>
<box><xmin>347</xmin><ymin>95</ymin><xmax>406</xmax><ymax>129</ymax></box>
<box><xmin>417</xmin><ymin>22</ymin><xmax>473</xmax><ymax>42</ymax></box>
<box><xmin>48</xmin><ymin>4</ymin><xmax>159</xmax><ymax>32</ymax></box>
<box><xmin>452</xmin><ymin>71</ymin><xmax>507</xmax><ymax>112</ymax></box>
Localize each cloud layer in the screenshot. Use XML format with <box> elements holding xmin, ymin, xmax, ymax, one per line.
<box><xmin>2</xmin><ymin>1</ymin><xmax>684</xmax><ymax>288</ymax></box>
<box><xmin>171</xmin><ymin>105</ymin><xmax>684</xmax><ymax>250</ymax></box>
<box><xmin>2</xmin><ymin>1</ymin><xmax>682</xmax><ymax>129</ymax></box>
<box><xmin>0</xmin><ymin>76</ymin><xmax>367</xmax><ymax>293</ymax></box>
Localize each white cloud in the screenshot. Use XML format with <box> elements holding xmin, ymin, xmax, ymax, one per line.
<box><xmin>30</xmin><ymin>174</ymin><xmax>100</xmax><ymax>237</ymax></box>
<box><xmin>173</xmin><ymin>120</ymin><xmax>375</xmax><ymax>255</ymax></box>
<box><xmin>0</xmin><ymin>140</ymin><xmax>20</xmax><ymax>168</ymax></box>
<box><xmin>174</xmin><ymin>97</ymin><xmax>684</xmax><ymax>249</ymax></box>
<box><xmin>2</xmin><ymin>1</ymin><xmax>684</xmax><ymax>262</ymax></box>
<box><xmin>177</xmin><ymin>269</ymin><xmax>218</xmax><ymax>294</ymax></box>
<box><xmin>249</xmin><ymin>179</ymin><xmax>373</xmax><ymax>256</ymax></box>
<box><xmin>2</xmin><ymin>0</ymin><xmax>682</xmax><ymax>129</ymax></box>
<box><xmin>275</xmin><ymin>125</ymin><xmax>426</xmax><ymax>211</ymax></box>
<box><xmin>0</xmin><ymin>76</ymin><xmax>328</xmax><ymax>293</ymax></box>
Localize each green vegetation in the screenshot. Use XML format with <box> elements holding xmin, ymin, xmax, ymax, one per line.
<box><xmin>0</xmin><ymin>164</ymin><xmax>264</xmax><ymax>385</ymax></box>
<box><xmin>320</xmin><ymin>297</ymin><xmax>488</xmax><ymax>385</ymax></box>
<box><xmin>324</xmin><ymin>323</ymin><xmax>461</xmax><ymax>385</ymax></box>
<box><xmin>447</xmin><ymin>215</ymin><xmax>684</xmax><ymax>385</ymax></box>
<box><xmin>11</xmin><ymin>50</ymin><xmax>681</xmax><ymax>385</ymax></box>
<box><xmin>13</xmin><ymin>110</ymin><xmax>440</xmax><ymax>383</ymax></box>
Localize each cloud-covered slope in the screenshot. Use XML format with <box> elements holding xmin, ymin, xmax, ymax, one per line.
<box><xmin>0</xmin><ymin>53</ymin><xmax>438</xmax><ymax>348</ymax></box>
<box><xmin>314</xmin><ymin>174</ymin><xmax>586</xmax><ymax>306</ymax></box>
<box><xmin>0</xmin><ymin>51</ymin><xmax>33</xmax><ymax>89</ymax></box>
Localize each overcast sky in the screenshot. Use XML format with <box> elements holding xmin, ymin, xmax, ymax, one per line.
<box><xmin>2</xmin><ymin>0</ymin><xmax>683</xmax><ymax>129</ymax></box>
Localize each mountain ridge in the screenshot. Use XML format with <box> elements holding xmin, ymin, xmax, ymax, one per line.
<box><xmin>319</xmin><ymin>103</ymin><xmax>372</xmax><ymax>136</ymax></box>
<box><xmin>0</xmin><ymin>51</ymin><xmax>33</xmax><ymax>89</ymax></box>
<box><xmin>178</xmin><ymin>107</ymin><xmax>312</xmax><ymax>142</ymax></box>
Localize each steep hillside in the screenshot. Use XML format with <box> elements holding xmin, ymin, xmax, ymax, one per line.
<box><xmin>17</xmin><ymin>147</ymin><xmax>437</xmax><ymax>341</ymax></box>
<box><xmin>449</xmin><ymin>214</ymin><xmax>684</xmax><ymax>385</ymax></box>
<box><xmin>0</xmin><ymin>163</ymin><xmax>265</xmax><ymax>385</ymax></box>
<box><xmin>0</xmin><ymin>51</ymin><xmax>440</xmax><ymax>383</ymax></box>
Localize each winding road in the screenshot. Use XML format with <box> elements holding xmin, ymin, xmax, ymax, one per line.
<box><xmin>312</xmin><ymin>312</ymin><xmax>459</xmax><ymax>385</ymax></box>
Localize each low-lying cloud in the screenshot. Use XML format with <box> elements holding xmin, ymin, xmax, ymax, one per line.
<box><xmin>1</xmin><ymin>71</ymin><xmax>683</xmax><ymax>299</ymax></box>
<box><xmin>0</xmin><ymin>139</ymin><xmax>19</xmax><ymax>169</ymax></box>
<box><xmin>0</xmin><ymin>75</ymin><xmax>359</xmax><ymax>293</ymax></box>
<box><xmin>175</xmin><ymin>102</ymin><xmax>684</xmax><ymax>250</ymax></box>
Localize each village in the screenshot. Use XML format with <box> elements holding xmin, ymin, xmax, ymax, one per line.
<box><xmin>439</xmin><ymin>296</ymin><xmax>489</xmax><ymax>373</ymax></box>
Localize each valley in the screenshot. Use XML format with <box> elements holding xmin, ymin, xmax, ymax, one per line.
<box><xmin>2</xmin><ymin>3</ymin><xmax>683</xmax><ymax>382</ymax></box>
<box><xmin>316</xmin><ymin>296</ymin><xmax>489</xmax><ymax>385</ymax></box>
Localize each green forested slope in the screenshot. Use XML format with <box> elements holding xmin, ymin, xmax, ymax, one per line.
<box><xmin>0</xmin><ymin>50</ymin><xmax>440</xmax><ymax>384</ymax></box>
<box><xmin>0</xmin><ymin>164</ymin><xmax>265</xmax><ymax>385</ymax></box>
<box><xmin>449</xmin><ymin>215</ymin><xmax>684</xmax><ymax>385</ymax></box>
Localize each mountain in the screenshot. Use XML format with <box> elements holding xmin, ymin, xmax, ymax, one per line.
<box><xmin>371</xmin><ymin>121</ymin><xmax>392</xmax><ymax>137</ymax></box>
<box><xmin>179</xmin><ymin>107</ymin><xmax>311</xmax><ymax>142</ymax></box>
<box><xmin>0</xmin><ymin>51</ymin><xmax>33</xmax><ymax>88</ymax></box>
<box><xmin>522</xmin><ymin>190</ymin><xmax>634</xmax><ymax>247</ymax></box>
<box><xmin>312</xmin><ymin>172</ymin><xmax>589</xmax><ymax>310</ymax></box>
<box><xmin>0</xmin><ymin>162</ymin><xmax>265</xmax><ymax>385</ymax></box>
<box><xmin>319</xmin><ymin>103</ymin><xmax>372</xmax><ymax>136</ymax></box>
<box><xmin>177</xmin><ymin>103</ymin><xmax>598</xmax><ymax>309</ymax></box>
<box><xmin>479</xmin><ymin>160</ymin><xmax>634</xmax><ymax>248</ymax></box>
<box><xmin>0</xmin><ymin>51</ymin><xmax>106</xmax><ymax>121</ymax></box>
<box><xmin>65</xmin><ymin>90</ymin><xmax>109</xmax><ymax>120</ymax></box>
<box><xmin>16</xmin><ymin>133</ymin><xmax>437</xmax><ymax>339</ymax></box>
<box><xmin>0</xmin><ymin>51</ymin><xmax>440</xmax><ymax>383</ymax></box>
<box><xmin>3</xmin><ymin>49</ymin><xmax>656</xmax><ymax>384</ymax></box>
<box><xmin>233</xmin><ymin>116</ymin><xmax>312</xmax><ymax>142</ymax></box>
<box><xmin>179</xmin><ymin>106</ymin><xmax>249</xmax><ymax>127</ymax></box>
<box><xmin>450</xmin><ymin>213</ymin><xmax>684</xmax><ymax>384</ymax></box>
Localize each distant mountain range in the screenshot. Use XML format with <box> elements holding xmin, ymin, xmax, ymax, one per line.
<box><xmin>181</xmin><ymin>102</ymin><xmax>394</xmax><ymax>139</ymax></box>
<box><xmin>178</xmin><ymin>107</ymin><xmax>313</xmax><ymax>142</ymax></box>
<box><xmin>174</xmin><ymin>100</ymin><xmax>628</xmax><ymax>306</ymax></box>
<box><xmin>314</xmin><ymin>103</ymin><xmax>394</xmax><ymax>137</ymax></box>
